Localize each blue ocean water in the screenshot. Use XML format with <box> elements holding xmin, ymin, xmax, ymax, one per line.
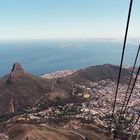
<box><xmin>0</xmin><ymin>39</ymin><xmax>139</xmax><ymax>77</ymax></box>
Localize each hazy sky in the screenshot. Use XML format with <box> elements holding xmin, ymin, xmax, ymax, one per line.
<box><xmin>0</xmin><ymin>0</ymin><xmax>139</xmax><ymax>40</ymax></box>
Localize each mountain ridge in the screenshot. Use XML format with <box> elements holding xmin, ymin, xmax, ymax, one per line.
<box><xmin>0</xmin><ymin>63</ymin><xmax>131</xmax><ymax>117</ymax></box>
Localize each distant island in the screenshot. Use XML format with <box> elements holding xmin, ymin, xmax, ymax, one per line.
<box><xmin>63</xmin><ymin>45</ymin><xmax>80</xmax><ymax>48</ymax></box>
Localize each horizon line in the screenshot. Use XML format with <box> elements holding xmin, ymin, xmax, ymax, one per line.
<box><xmin>0</xmin><ymin>37</ymin><xmax>139</xmax><ymax>42</ymax></box>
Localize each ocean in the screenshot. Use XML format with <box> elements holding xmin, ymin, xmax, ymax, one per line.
<box><xmin>0</xmin><ymin>39</ymin><xmax>139</xmax><ymax>77</ymax></box>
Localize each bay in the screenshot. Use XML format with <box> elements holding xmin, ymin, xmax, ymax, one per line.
<box><xmin>0</xmin><ymin>39</ymin><xmax>139</xmax><ymax>77</ymax></box>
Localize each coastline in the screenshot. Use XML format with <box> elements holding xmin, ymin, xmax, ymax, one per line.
<box><xmin>41</xmin><ymin>69</ymin><xmax>76</xmax><ymax>79</ymax></box>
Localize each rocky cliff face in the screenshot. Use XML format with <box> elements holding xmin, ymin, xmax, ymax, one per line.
<box><xmin>11</xmin><ymin>63</ymin><xmax>24</xmax><ymax>73</ymax></box>
<box><xmin>8</xmin><ymin>63</ymin><xmax>24</xmax><ymax>83</ymax></box>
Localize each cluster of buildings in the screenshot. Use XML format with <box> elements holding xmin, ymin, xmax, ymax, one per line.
<box><xmin>13</xmin><ymin>78</ymin><xmax>139</xmax><ymax>136</ymax></box>
<box><xmin>41</xmin><ymin>70</ymin><xmax>76</xmax><ymax>79</ymax></box>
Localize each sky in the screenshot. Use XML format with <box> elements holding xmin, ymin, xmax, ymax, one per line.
<box><xmin>0</xmin><ymin>0</ymin><xmax>139</xmax><ymax>40</ymax></box>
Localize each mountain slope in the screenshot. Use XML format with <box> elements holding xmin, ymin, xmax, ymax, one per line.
<box><xmin>68</xmin><ymin>64</ymin><xmax>131</xmax><ymax>85</ymax></box>
<box><xmin>0</xmin><ymin>63</ymin><xmax>132</xmax><ymax>116</ymax></box>
<box><xmin>3</xmin><ymin>124</ymin><xmax>108</xmax><ymax>140</ymax></box>
<box><xmin>0</xmin><ymin>63</ymin><xmax>52</xmax><ymax>116</ymax></box>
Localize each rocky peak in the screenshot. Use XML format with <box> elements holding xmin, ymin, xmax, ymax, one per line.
<box><xmin>8</xmin><ymin>63</ymin><xmax>24</xmax><ymax>83</ymax></box>
<box><xmin>11</xmin><ymin>63</ymin><xmax>24</xmax><ymax>73</ymax></box>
